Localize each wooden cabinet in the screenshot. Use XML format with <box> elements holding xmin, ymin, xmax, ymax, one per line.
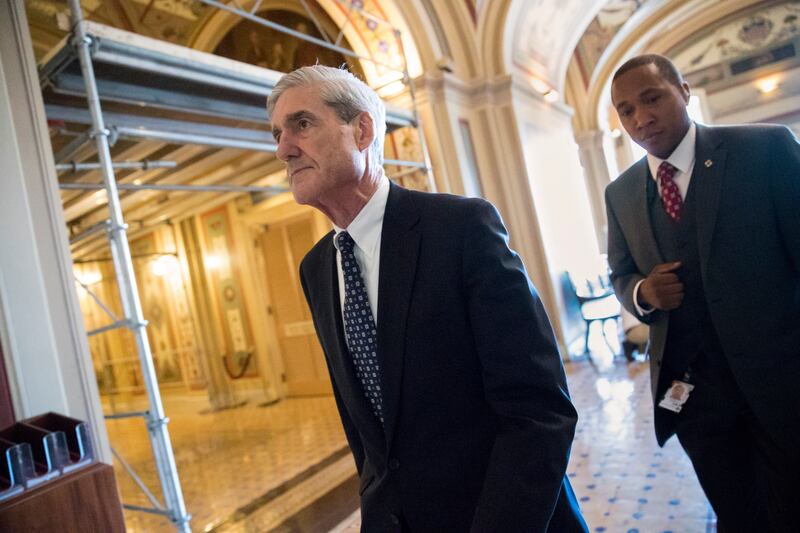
<box><xmin>0</xmin><ymin>462</ymin><xmax>125</xmax><ymax>532</ymax></box>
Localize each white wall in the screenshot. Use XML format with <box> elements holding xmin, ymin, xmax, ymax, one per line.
<box><xmin>0</xmin><ymin>0</ymin><xmax>109</xmax><ymax>461</ymax></box>
<box><xmin>519</xmin><ymin>107</ymin><xmax>603</xmax><ymax>284</ymax></box>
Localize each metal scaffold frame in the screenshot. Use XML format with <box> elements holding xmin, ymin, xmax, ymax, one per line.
<box><xmin>56</xmin><ymin>0</ymin><xmax>435</xmax><ymax>530</ymax></box>
<box><xmin>66</xmin><ymin>1</ymin><xmax>191</xmax><ymax>530</ymax></box>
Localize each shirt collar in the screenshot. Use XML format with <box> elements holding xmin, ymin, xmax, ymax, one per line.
<box><xmin>647</xmin><ymin>122</ymin><xmax>696</xmax><ymax>179</ymax></box>
<box><xmin>333</xmin><ymin>175</ymin><xmax>390</xmax><ymax>259</ymax></box>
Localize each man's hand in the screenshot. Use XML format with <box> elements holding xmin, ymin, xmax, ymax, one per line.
<box><xmin>639</xmin><ymin>262</ymin><xmax>683</xmax><ymax>311</ymax></box>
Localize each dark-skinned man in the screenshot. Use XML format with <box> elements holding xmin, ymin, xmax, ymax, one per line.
<box><xmin>605</xmin><ymin>54</ymin><xmax>800</xmax><ymax>532</ymax></box>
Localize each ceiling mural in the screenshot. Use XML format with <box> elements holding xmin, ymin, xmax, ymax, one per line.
<box><xmin>511</xmin><ymin>0</ymin><xmax>590</xmax><ymax>86</ymax></box>
<box><xmin>213</xmin><ymin>9</ymin><xmax>359</xmax><ymax>74</ymax></box>
<box><xmin>26</xmin><ymin>0</ymin><xmax>409</xmax><ymax>92</ymax></box>
<box><xmin>671</xmin><ymin>1</ymin><xmax>800</xmax><ymax>79</ymax></box>
<box><xmin>572</xmin><ymin>0</ymin><xmax>652</xmax><ymax>88</ymax></box>
<box><xmin>26</xmin><ymin>0</ymin><xmax>214</xmax><ymax>58</ymax></box>
<box><xmin>319</xmin><ymin>0</ymin><xmax>409</xmax><ymax>90</ymax></box>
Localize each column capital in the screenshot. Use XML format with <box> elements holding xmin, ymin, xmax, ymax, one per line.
<box><xmin>574</xmin><ymin>129</ymin><xmax>606</xmax><ymax>149</ymax></box>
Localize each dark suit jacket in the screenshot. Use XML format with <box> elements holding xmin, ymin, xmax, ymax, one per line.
<box><xmin>605</xmin><ymin>123</ymin><xmax>800</xmax><ymax>446</ymax></box>
<box><xmin>300</xmin><ymin>184</ymin><xmax>587</xmax><ymax>532</ymax></box>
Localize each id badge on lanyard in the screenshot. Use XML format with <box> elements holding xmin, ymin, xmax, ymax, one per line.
<box><xmin>658</xmin><ymin>372</ymin><xmax>694</xmax><ymax>413</ymax></box>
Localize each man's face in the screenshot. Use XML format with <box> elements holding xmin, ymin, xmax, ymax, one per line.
<box><xmin>611</xmin><ymin>63</ymin><xmax>691</xmax><ymax>159</ymax></box>
<box><xmin>271</xmin><ymin>86</ymin><xmax>366</xmax><ymax>207</ymax></box>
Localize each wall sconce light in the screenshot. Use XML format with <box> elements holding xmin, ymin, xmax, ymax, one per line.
<box><xmin>204</xmin><ymin>254</ymin><xmax>223</xmax><ymax>271</ymax></box>
<box><xmin>530</xmin><ymin>77</ymin><xmax>550</xmax><ymax>94</ymax></box>
<box><xmin>151</xmin><ymin>255</ymin><xmax>179</xmax><ymax>277</ymax></box>
<box><xmin>755</xmin><ymin>76</ymin><xmax>780</xmax><ymax>94</ymax></box>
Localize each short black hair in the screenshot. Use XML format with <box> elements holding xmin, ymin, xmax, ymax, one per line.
<box><xmin>612</xmin><ymin>54</ymin><xmax>684</xmax><ymax>89</ymax></box>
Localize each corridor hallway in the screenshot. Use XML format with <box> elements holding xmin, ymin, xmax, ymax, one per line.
<box><xmin>110</xmin><ymin>355</ymin><xmax>714</xmax><ymax>532</ymax></box>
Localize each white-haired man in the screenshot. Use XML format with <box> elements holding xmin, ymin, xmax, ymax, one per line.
<box><xmin>268</xmin><ymin>65</ymin><xmax>587</xmax><ymax>532</ymax></box>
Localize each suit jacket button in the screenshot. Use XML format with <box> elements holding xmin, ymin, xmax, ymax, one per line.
<box><xmin>390</xmin><ymin>513</ymin><xmax>401</xmax><ymax>525</ymax></box>
<box><xmin>388</xmin><ymin>458</ymin><xmax>400</xmax><ymax>470</ymax></box>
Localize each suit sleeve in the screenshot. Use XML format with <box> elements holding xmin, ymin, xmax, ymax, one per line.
<box><xmin>605</xmin><ymin>186</ymin><xmax>657</xmax><ymax>324</ymax></box>
<box><xmin>464</xmin><ymin>200</ymin><xmax>579</xmax><ymax>532</ymax></box>
<box><xmin>299</xmin><ymin>261</ymin><xmax>366</xmax><ymax>475</ymax></box>
<box><xmin>770</xmin><ymin>127</ymin><xmax>800</xmax><ymax>274</ymax></box>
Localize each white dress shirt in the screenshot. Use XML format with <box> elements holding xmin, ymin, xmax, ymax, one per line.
<box><xmin>332</xmin><ymin>175</ymin><xmax>390</xmax><ymax>326</ymax></box>
<box><xmin>633</xmin><ymin>122</ymin><xmax>697</xmax><ymax>315</ymax></box>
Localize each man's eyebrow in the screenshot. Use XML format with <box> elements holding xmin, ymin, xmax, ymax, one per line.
<box><xmin>286</xmin><ymin>110</ymin><xmax>316</xmax><ymax>123</ymax></box>
<box><xmin>272</xmin><ymin>110</ymin><xmax>316</xmax><ymax>136</ymax></box>
<box><xmin>614</xmin><ymin>87</ymin><xmax>661</xmax><ymax>109</ymax></box>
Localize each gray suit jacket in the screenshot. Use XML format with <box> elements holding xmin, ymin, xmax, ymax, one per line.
<box><xmin>605</xmin><ymin>123</ymin><xmax>800</xmax><ymax>446</ymax></box>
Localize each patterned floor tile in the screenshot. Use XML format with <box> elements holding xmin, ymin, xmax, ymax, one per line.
<box><xmin>331</xmin><ymin>355</ymin><xmax>715</xmax><ymax>532</ymax></box>
<box><xmin>106</xmin><ymin>347</ymin><xmax>714</xmax><ymax>532</ymax></box>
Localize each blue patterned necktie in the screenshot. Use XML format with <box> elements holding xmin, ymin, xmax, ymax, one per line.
<box><xmin>337</xmin><ymin>231</ymin><xmax>384</xmax><ymax>425</ymax></box>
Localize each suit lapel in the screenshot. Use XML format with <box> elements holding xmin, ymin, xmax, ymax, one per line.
<box><xmin>632</xmin><ymin>158</ymin><xmax>664</xmax><ymax>266</ymax></box>
<box><xmin>692</xmin><ymin>125</ymin><xmax>726</xmax><ymax>276</ymax></box>
<box><xmin>377</xmin><ymin>184</ymin><xmax>420</xmax><ymax>451</ymax></box>
<box><xmin>314</xmin><ymin>235</ymin><xmax>384</xmax><ymax>448</ymax></box>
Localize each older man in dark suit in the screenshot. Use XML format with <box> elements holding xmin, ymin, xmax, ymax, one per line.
<box><xmin>267</xmin><ymin>65</ymin><xmax>587</xmax><ymax>532</ymax></box>
<box><xmin>606</xmin><ymin>54</ymin><xmax>800</xmax><ymax>532</ymax></box>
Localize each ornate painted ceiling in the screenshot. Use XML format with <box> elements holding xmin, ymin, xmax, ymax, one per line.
<box><xmin>509</xmin><ymin>0</ymin><xmax>652</xmax><ymax>92</ymax></box>
<box><xmin>671</xmin><ymin>1</ymin><xmax>800</xmax><ymax>77</ymax></box>
<box><xmin>572</xmin><ymin>0</ymin><xmax>652</xmax><ymax>88</ymax></box>
<box><xmin>511</xmin><ymin>0</ymin><xmax>595</xmax><ymax>87</ymax></box>
<box><xmin>27</xmin><ymin>0</ymin><xmax>208</xmax><ymax>59</ymax></box>
<box><xmin>25</xmin><ymin>0</ymin><xmax>416</xmax><ymax>89</ymax></box>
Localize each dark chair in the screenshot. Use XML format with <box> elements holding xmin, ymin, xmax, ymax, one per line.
<box><xmin>560</xmin><ymin>272</ymin><xmax>622</xmax><ymax>359</ymax></box>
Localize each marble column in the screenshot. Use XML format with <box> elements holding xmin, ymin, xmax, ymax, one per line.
<box><xmin>575</xmin><ymin>129</ymin><xmax>613</xmax><ymax>254</ymax></box>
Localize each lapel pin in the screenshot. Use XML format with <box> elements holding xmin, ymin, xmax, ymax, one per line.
<box><xmin>704</xmin><ymin>159</ymin><xmax>713</xmax><ymax>168</ymax></box>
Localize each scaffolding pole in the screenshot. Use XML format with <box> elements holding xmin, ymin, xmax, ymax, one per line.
<box><xmin>56</xmin><ymin>160</ymin><xmax>177</xmax><ymax>172</ymax></box>
<box><xmin>67</xmin><ymin>1</ymin><xmax>191</xmax><ymax>531</ymax></box>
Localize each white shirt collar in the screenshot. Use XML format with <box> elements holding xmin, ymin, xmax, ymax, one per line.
<box><xmin>647</xmin><ymin>122</ymin><xmax>696</xmax><ymax>180</ymax></box>
<box><xmin>332</xmin><ymin>175</ymin><xmax>390</xmax><ymax>259</ymax></box>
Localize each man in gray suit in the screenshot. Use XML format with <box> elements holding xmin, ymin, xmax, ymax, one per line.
<box><xmin>605</xmin><ymin>54</ymin><xmax>800</xmax><ymax>532</ymax></box>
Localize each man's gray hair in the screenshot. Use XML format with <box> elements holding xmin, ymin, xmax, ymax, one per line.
<box><xmin>267</xmin><ymin>65</ymin><xmax>386</xmax><ymax>169</ymax></box>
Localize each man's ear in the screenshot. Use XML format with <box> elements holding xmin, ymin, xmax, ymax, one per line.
<box><xmin>681</xmin><ymin>81</ymin><xmax>691</xmax><ymax>104</ymax></box>
<box><xmin>354</xmin><ymin>111</ymin><xmax>375</xmax><ymax>152</ymax></box>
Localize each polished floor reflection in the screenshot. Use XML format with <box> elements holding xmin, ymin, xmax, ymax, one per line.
<box><xmin>565</xmin><ymin>357</ymin><xmax>714</xmax><ymax>532</ymax></box>
<box><xmin>106</xmin><ymin>350</ymin><xmax>713</xmax><ymax>532</ymax></box>
<box><xmin>333</xmin><ymin>355</ymin><xmax>715</xmax><ymax>533</ymax></box>
<box><xmin>105</xmin><ymin>393</ymin><xmax>353</xmax><ymax>532</ymax></box>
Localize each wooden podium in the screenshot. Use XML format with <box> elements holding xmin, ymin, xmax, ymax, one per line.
<box><xmin>0</xmin><ymin>462</ymin><xmax>125</xmax><ymax>532</ymax></box>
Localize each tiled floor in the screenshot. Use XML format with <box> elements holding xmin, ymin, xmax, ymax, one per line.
<box><xmin>331</xmin><ymin>354</ymin><xmax>715</xmax><ymax>532</ymax></box>
<box><xmin>565</xmin><ymin>357</ymin><xmax>714</xmax><ymax>532</ymax></box>
<box><xmin>106</xmin><ymin>335</ymin><xmax>714</xmax><ymax>532</ymax></box>
<box><xmin>105</xmin><ymin>393</ymin><xmax>353</xmax><ymax>532</ymax></box>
